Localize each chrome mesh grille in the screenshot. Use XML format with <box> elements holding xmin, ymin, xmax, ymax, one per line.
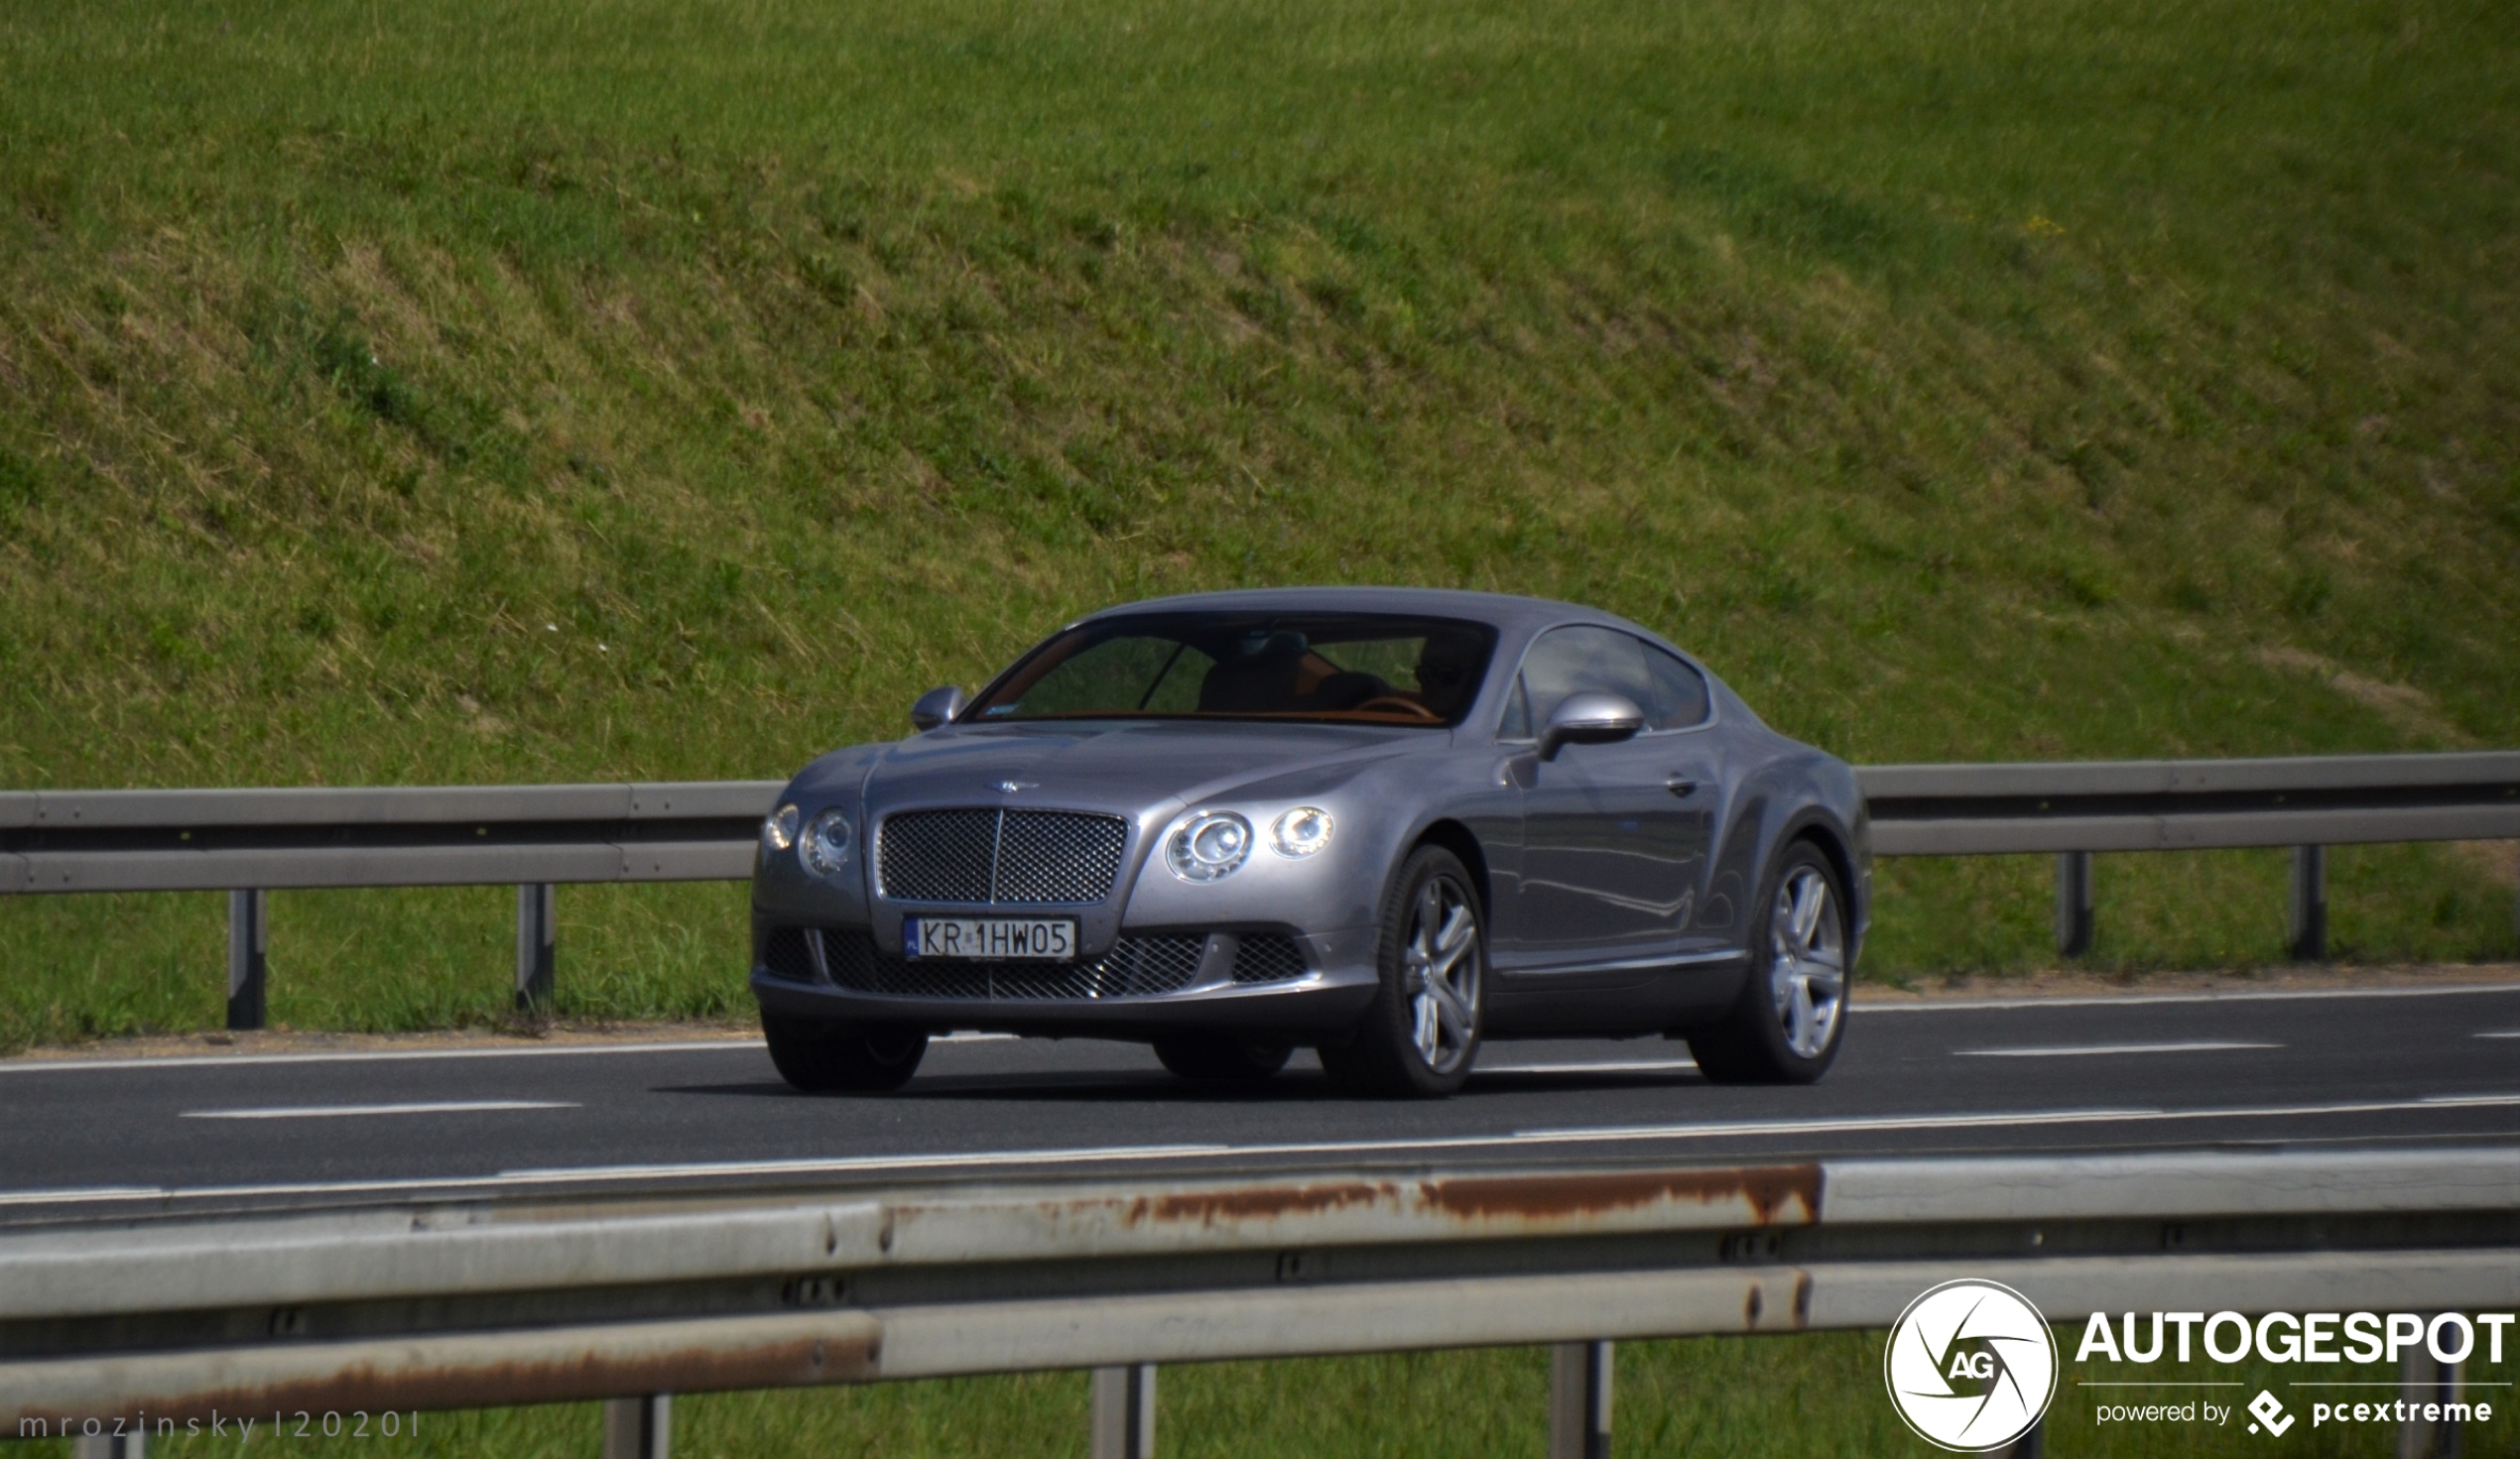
<box><xmin>1230</xmin><ymin>933</ymin><xmax>1309</xmax><ymax>984</ymax></box>
<box><xmin>877</xmin><ymin>809</ymin><xmax>1127</xmax><ymax>905</ymax></box>
<box><xmin>819</xmin><ymin>928</ymin><xmax>1203</xmax><ymax>1000</ymax></box>
<box><xmin>875</xmin><ymin>809</ymin><xmax>1000</xmax><ymax>902</ymax></box>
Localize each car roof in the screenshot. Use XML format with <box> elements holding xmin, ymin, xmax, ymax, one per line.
<box><xmin>1073</xmin><ymin>586</ymin><xmax>1652</xmax><ymax>643</ymax></box>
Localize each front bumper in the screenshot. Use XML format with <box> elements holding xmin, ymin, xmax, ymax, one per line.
<box><xmin>748</xmin><ymin>924</ymin><xmax>1381</xmax><ymax>1037</ymax></box>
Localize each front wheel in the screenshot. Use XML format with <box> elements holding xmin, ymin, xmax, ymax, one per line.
<box><xmin>1319</xmin><ymin>845</ymin><xmax>1486</xmax><ymax>1097</ymax></box>
<box><xmin>762</xmin><ymin>1013</ymin><xmax>929</xmax><ymax>1093</ymax></box>
<box><xmin>1688</xmin><ymin>841</ymin><xmax>1849</xmax><ymax>1084</ymax></box>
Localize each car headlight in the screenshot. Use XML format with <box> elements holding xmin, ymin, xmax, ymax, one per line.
<box><xmin>1166</xmin><ymin>810</ymin><xmax>1252</xmax><ymax>883</ymax></box>
<box><xmin>1269</xmin><ymin>806</ymin><xmax>1334</xmax><ymax>858</ymax></box>
<box><xmin>799</xmin><ymin>807</ymin><xmax>854</xmax><ymax>878</ymax></box>
<box><xmin>762</xmin><ymin>803</ymin><xmax>800</xmax><ymax>852</ymax></box>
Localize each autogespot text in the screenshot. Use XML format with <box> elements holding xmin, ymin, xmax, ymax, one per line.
<box><xmin>2075</xmin><ymin>1309</ymin><xmax>2508</xmax><ymax>1434</ymax></box>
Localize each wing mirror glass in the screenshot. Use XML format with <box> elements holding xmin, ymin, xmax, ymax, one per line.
<box><xmin>1537</xmin><ymin>691</ymin><xmax>1644</xmax><ymax>761</ymax></box>
<box><xmin>910</xmin><ymin>685</ymin><xmax>966</xmax><ymax>732</ymax></box>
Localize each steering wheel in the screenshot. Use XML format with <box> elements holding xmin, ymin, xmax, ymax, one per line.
<box><xmin>1352</xmin><ymin>695</ymin><xmax>1443</xmax><ymax>722</ymax></box>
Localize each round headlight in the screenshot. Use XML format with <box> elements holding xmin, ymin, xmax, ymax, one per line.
<box><xmin>1269</xmin><ymin>806</ymin><xmax>1334</xmax><ymax>858</ymax></box>
<box><xmin>762</xmin><ymin>803</ymin><xmax>800</xmax><ymax>852</ymax></box>
<box><xmin>1166</xmin><ymin>810</ymin><xmax>1252</xmax><ymax>883</ymax></box>
<box><xmin>799</xmin><ymin>807</ymin><xmax>854</xmax><ymax>878</ymax></box>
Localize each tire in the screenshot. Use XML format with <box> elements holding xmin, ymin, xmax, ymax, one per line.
<box><xmin>1152</xmin><ymin>1033</ymin><xmax>1294</xmax><ymax>1083</ymax></box>
<box><xmin>1688</xmin><ymin>840</ymin><xmax>1850</xmax><ymax>1084</ymax></box>
<box><xmin>762</xmin><ymin>1012</ymin><xmax>929</xmax><ymax>1093</ymax></box>
<box><xmin>1319</xmin><ymin>845</ymin><xmax>1486</xmax><ymax>1097</ymax></box>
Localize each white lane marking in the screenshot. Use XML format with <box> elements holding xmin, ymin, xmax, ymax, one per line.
<box><xmin>1</xmin><ymin>1030</ymin><xmax>1014</xmax><ymax>1078</ymax></box>
<box><xmin>1516</xmin><ymin>1093</ymin><xmax>2520</xmax><ymax>1147</ymax></box>
<box><xmin>5</xmin><ymin>984</ymin><xmax>2506</xmax><ymax>1077</ymax></box>
<box><xmin>0</xmin><ymin>1040</ymin><xmax>765</xmax><ymax>1075</ymax></box>
<box><xmin>2479</xmin><ymin>1032</ymin><xmax>2520</xmax><ymax>1039</ymax></box>
<box><xmin>1481</xmin><ymin>1059</ymin><xmax>1699</xmax><ymax>1076</ymax></box>
<box><xmin>183</xmin><ymin>1101</ymin><xmax>579</xmax><ymax>1121</ymax></box>
<box><xmin>1858</xmin><ymin>982</ymin><xmax>2520</xmax><ymax>1013</ymax></box>
<box><xmin>17</xmin><ymin>1091</ymin><xmax>2515</xmax><ymax>1208</ymax></box>
<box><xmin>0</xmin><ymin>1186</ymin><xmax>163</xmax><ymax>1207</ymax></box>
<box><xmin>1957</xmin><ymin>1041</ymin><xmax>2280</xmax><ymax>1058</ymax></box>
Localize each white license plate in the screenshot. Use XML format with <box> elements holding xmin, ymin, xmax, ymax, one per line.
<box><xmin>904</xmin><ymin>916</ymin><xmax>1076</xmax><ymax>961</ymax></box>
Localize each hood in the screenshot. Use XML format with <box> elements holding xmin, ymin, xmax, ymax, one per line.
<box><xmin>846</xmin><ymin>720</ymin><xmax>1431</xmax><ymax>814</ymax></box>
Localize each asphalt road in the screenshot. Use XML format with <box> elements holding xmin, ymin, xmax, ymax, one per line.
<box><xmin>3</xmin><ymin>983</ymin><xmax>2515</xmax><ymax>1222</ymax></box>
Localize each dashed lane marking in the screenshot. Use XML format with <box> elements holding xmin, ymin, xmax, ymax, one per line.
<box><xmin>183</xmin><ymin>1101</ymin><xmax>580</xmax><ymax>1120</ymax></box>
<box><xmin>1956</xmin><ymin>1041</ymin><xmax>2280</xmax><ymax>1057</ymax></box>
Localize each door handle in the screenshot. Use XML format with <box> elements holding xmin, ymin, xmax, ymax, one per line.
<box><xmin>1665</xmin><ymin>777</ymin><xmax>1699</xmax><ymax>797</ymax></box>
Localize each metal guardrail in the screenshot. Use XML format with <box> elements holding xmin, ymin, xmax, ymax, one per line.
<box><xmin>3</xmin><ymin>1149</ymin><xmax>2512</xmax><ymax>1457</ymax></box>
<box><xmin>0</xmin><ymin>781</ymin><xmax>781</xmax><ymax>1026</ymax></box>
<box><xmin>1864</xmin><ymin>751</ymin><xmax>2520</xmax><ymax>963</ymax></box>
<box><xmin>2</xmin><ymin>754</ymin><xmax>2515</xmax><ymax>1028</ymax></box>
<box><xmin>0</xmin><ymin>782</ymin><xmax>781</xmax><ymax>894</ymax></box>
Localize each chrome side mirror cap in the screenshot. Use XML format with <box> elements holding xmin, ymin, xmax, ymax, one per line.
<box><xmin>910</xmin><ymin>685</ymin><xmax>966</xmax><ymax>733</ymax></box>
<box><xmin>1538</xmin><ymin>691</ymin><xmax>1644</xmax><ymax>761</ymax></box>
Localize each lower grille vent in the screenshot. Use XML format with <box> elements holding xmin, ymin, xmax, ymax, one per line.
<box><xmin>1230</xmin><ymin>934</ymin><xmax>1309</xmax><ymax>984</ymax></box>
<box><xmin>759</xmin><ymin>926</ymin><xmax>819</xmax><ymax>983</ymax></box>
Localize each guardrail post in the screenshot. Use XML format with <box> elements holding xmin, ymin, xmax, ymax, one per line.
<box><xmin>2396</xmin><ymin>1336</ymin><xmax>2461</xmax><ymax>1459</ymax></box>
<box><xmin>2288</xmin><ymin>845</ymin><xmax>2328</xmax><ymax>961</ymax></box>
<box><xmin>2054</xmin><ymin>852</ymin><xmax>2093</xmax><ymax>958</ymax></box>
<box><xmin>602</xmin><ymin>1393</ymin><xmax>670</xmax><ymax>1459</ymax></box>
<box><xmin>226</xmin><ymin>889</ymin><xmax>267</xmax><ymax>1032</ymax></box>
<box><xmin>1548</xmin><ymin>1340</ymin><xmax>1611</xmax><ymax>1459</ymax></box>
<box><xmin>516</xmin><ymin>883</ymin><xmax>557</xmax><ymax>1012</ymax></box>
<box><xmin>71</xmin><ymin>1430</ymin><xmax>145</xmax><ymax>1459</ymax></box>
<box><xmin>1090</xmin><ymin>1363</ymin><xmax>1156</xmax><ymax>1459</ymax></box>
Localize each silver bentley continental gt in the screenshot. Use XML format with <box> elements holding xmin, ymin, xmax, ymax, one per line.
<box><xmin>749</xmin><ymin>587</ymin><xmax>1869</xmax><ymax>1097</ymax></box>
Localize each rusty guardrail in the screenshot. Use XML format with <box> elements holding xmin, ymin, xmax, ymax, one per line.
<box><xmin>2</xmin><ymin>1148</ymin><xmax>2513</xmax><ymax>1457</ymax></box>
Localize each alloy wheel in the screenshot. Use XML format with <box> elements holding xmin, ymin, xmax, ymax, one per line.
<box><xmin>1766</xmin><ymin>864</ymin><xmax>1845</xmax><ymax>1059</ymax></box>
<box><xmin>1405</xmin><ymin>874</ymin><xmax>1481</xmax><ymax>1074</ymax></box>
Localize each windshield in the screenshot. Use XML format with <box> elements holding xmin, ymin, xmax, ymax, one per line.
<box><xmin>964</xmin><ymin>613</ymin><xmax>1498</xmax><ymax>727</ymax></box>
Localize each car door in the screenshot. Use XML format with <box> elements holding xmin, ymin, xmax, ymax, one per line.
<box><xmin>1638</xmin><ymin>640</ymin><xmax>1729</xmax><ymax>960</ymax></box>
<box><xmin>1498</xmin><ymin>626</ymin><xmax>1712</xmax><ymax>979</ymax></box>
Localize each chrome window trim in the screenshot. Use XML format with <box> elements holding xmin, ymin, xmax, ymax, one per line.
<box><xmin>1488</xmin><ymin>621</ymin><xmax>1725</xmax><ymax>744</ymax></box>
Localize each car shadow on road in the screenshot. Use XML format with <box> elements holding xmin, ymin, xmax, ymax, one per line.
<box><xmin>652</xmin><ymin>1067</ymin><xmax>1704</xmax><ymax>1102</ymax></box>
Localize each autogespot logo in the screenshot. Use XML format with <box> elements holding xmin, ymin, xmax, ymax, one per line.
<box><xmin>1885</xmin><ymin>1279</ymin><xmax>2061</xmax><ymax>1452</ymax></box>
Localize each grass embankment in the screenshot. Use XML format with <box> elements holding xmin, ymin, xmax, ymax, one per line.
<box><xmin>4</xmin><ymin>0</ymin><xmax>2517</xmax><ymax>1050</ymax></box>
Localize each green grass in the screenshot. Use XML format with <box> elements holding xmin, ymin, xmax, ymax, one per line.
<box><xmin>0</xmin><ymin>0</ymin><xmax>2516</xmax><ymax>1033</ymax></box>
<box><xmin>15</xmin><ymin>1332</ymin><xmax>2517</xmax><ymax>1456</ymax></box>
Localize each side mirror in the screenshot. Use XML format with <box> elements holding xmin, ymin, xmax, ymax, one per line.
<box><xmin>1538</xmin><ymin>691</ymin><xmax>1644</xmax><ymax>761</ymax></box>
<box><xmin>910</xmin><ymin>685</ymin><xmax>966</xmax><ymax>733</ymax></box>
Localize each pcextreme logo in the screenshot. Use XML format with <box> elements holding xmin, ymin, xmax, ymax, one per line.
<box><xmin>1884</xmin><ymin>1279</ymin><xmax>2061</xmax><ymax>1452</ymax></box>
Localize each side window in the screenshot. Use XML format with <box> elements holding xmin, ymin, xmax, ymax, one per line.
<box><xmin>1514</xmin><ymin>626</ymin><xmax>1655</xmax><ymax>731</ymax></box>
<box><xmin>1643</xmin><ymin>644</ymin><xmax>1710</xmax><ymax>729</ymax></box>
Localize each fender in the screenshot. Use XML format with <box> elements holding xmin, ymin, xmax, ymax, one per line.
<box><xmin>1706</xmin><ymin>752</ymin><xmax>1869</xmax><ymax>966</ymax></box>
